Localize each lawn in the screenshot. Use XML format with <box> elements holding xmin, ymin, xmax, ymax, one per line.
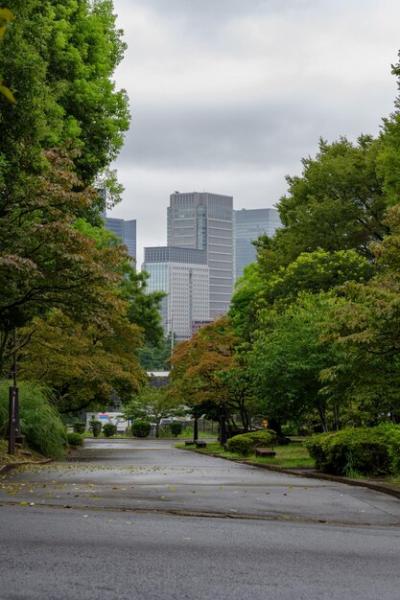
<box><xmin>177</xmin><ymin>441</ymin><xmax>315</xmax><ymax>469</ymax></box>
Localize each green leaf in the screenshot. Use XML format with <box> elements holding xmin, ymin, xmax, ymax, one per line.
<box><xmin>0</xmin><ymin>83</ymin><xmax>15</xmax><ymax>103</ymax></box>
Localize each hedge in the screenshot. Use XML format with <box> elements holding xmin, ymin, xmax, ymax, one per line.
<box><xmin>306</xmin><ymin>424</ymin><xmax>400</xmax><ymax>476</ymax></box>
<box><xmin>103</xmin><ymin>423</ymin><xmax>117</xmax><ymax>437</ymax></box>
<box><xmin>226</xmin><ymin>430</ymin><xmax>277</xmax><ymax>456</ymax></box>
<box><xmin>132</xmin><ymin>419</ymin><xmax>151</xmax><ymax>438</ymax></box>
<box><xmin>67</xmin><ymin>432</ymin><xmax>84</xmax><ymax>447</ymax></box>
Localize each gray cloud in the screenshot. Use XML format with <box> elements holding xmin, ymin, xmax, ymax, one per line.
<box><xmin>111</xmin><ymin>0</ymin><xmax>400</xmax><ymax>263</ymax></box>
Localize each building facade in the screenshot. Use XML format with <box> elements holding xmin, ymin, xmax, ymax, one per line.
<box><xmin>234</xmin><ymin>208</ymin><xmax>281</xmax><ymax>280</ymax></box>
<box><xmin>143</xmin><ymin>246</ymin><xmax>210</xmax><ymax>342</ymax></box>
<box><xmin>105</xmin><ymin>217</ymin><xmax>137</xmax><ymax>261</ymax></box>
<box><xmin>167</xmin><ymin>191</ymin><xmax>233</xmax><ymax>318</ymax></box>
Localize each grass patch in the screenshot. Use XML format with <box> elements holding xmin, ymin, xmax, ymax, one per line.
<box><xmin>177</xmin><ymin>441</ymin><xmax>315</xmax><ymax>469</ymax></box>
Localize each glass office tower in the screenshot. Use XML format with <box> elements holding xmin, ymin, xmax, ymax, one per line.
<box><xmin>167</xmin><ymin>192</ymin><xmax>233</xmax><ymax>319</ymax></box>
<box><xmin>105</xmin><ymin>217</ymin><xmax>137</xmax><ymax>261</ymax></box>
<box><xmin>143</xmin><ymin>246</ymin><xmax>210</xmax><ymax>342</ymax></box>
<box><xmin>234</xmin><ymin>208</ymin><xmax>281</xmax><ymax>279</ymax></box>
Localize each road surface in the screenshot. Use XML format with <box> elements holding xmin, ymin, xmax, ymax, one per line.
<box><xmin>0</xmin><ymin>438</ymin><xmax>399</xmax><ymax>599</ymax></box>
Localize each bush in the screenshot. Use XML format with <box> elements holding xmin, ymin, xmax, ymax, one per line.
<box><xmin>306</xmin><ymin>425</ymin><xmax>400</xmax><ymax>476</ymax></box>
<box><xmin>73</xmin><ymin>422</ymin><xmax>86</xmax><ymax>434</ymax></box>
<box><xmin>103</xmin><ymin>423</ymin><xmax>117</xmax><ymax>438</ymax></box>
<box><xmin>226</xmin><ymin>430</ymin><xmax>277</xmax><ymax>456</ymax></box>
<box><xmin>132</xmin><ymin>419</ymin><xmax>151</xmax><ymax>438</ymax></box>
<box><xmin>90</xmin><ymin>419</ymin><xmax>102</xmax><ymax>438</ymax></box>
<box><xmin>67</xmin><ymin>432</ymin><xmax>84</xmax><ymax>447</ymax></box>
<box><xmin>226</xmin><ymin>434</ymin><xmax>254</xmax><ymax>456</ymax></box>
<box><xmin>0</xmin><ymin>382</ymin><xmax>66</xmax><ymax>459</ymax></box>
<box><xmin>169</xmin><ymin>422</ymin><xmax>183</xmax><ymax>437</ymax></box>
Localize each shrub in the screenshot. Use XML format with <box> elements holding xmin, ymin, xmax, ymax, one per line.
<box><xmin>306</xmin><ymin>425</ymin><xmax>400</xmax><ymax>476</ymax></box>
<box><xmin>132</xmin><ymin>419</ymin><xmax>151</xmax><ymax>438</ymax></box>
<box><xmin>67</xmin><ymin>432</ymin><xmax>84</xmax><ymax>447</ymax></box>
<box><xmin>103</xmin><ymin>423</ymin><xmax>117</xmax><ymax>437</ymax></box>
<box><xmin>226</xmin><ymin>434</ymin><xmax>254</xmax><ymax>456</ymax></box>
<box><xmin>73</xmin><ymin>422</ymin><xmax>86</xmax><ymax>434</ymax></box>
<box><xmin>169</xmin><ymin>422</ymin><xmax>183</xmax><ymax>437</ymax></box>
<box><xmin>0</xmin><ymin>382</ymin><xmax>66</xmax><ymax>459</ymax></box>
<box><xmin>226</xmin><ymin>430</ymin><xmax>277</xmax><ymax>456</ymax></box>
<box><xmin>90</xmin><ymin>419</ymin><xmax>102</xmax><ymax>438</ymax></box>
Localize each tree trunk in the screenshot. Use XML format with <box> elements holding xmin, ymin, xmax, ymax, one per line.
<box><xmin>219</xmin><ymin>413</ymin><xmax>228</xmax><ymax>445</ymax></box>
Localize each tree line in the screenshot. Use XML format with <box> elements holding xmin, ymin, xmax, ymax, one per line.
<box><xmin>0</xmin><ymin>1</ymin><xmax>164</xmax><ymax>416</ymax></box>
<box><xmin>170</xmin><ymin>52</ymin><xmax>400</xmax><ymax>438</ymax></box>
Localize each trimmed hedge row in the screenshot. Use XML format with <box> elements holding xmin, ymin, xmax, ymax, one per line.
<box><xmin>67</xmin><ymin>432</ymin><xmax>84</xmax><ymax>447</ymax></box>
<box><xmin>132</xmin><ymin>419</ymin><xmax>151</xmax><ymax>438</ymax></box>
<box><xmin>306</xmin><ymin>425</ymin><xmax>400</xmax><ymax>476</ymax></box>
<box><xmin>226</xmin><ymin>430</ymin><xmax>277</xmax><ymax>456</ymax></box>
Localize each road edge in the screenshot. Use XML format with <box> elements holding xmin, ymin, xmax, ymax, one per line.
<box><xmin>178</xmin><ymin>446</ymin><xmax>400</xmax><ymax>501</ymax></box>
<box><xmin>0</xmin><ymin>459</ymin><xmax>52</xmax><ymax>476</ymax></box>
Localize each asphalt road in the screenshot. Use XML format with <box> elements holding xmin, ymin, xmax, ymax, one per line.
<box><xmin>0</xmin><ymin>439</ymin><xmax>399</xmax><ymax>599</ymax></box>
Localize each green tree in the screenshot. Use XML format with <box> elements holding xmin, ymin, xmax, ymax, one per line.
<box><xmin>271</xmin><ymin>136</ymin><xmax>388</xmax><ymax>264</ymax></box>
<box><xmin>19</xmin><ymin>308</ymin><xmax>145</xmax><ymax>413</ymax></box>
<box><xmin>323</xmin><ymin>206</ymin><xmax>400</xmax><ymax>423</ymax></box>
<box><xmin>138</xmin><ymin>336</ymin><xmax>172</xmax><ymax>371</ymax></box>
<box><xmin>249</xmin><ymin>293</ymin><xmax>343</xmax><ymax>431</ymax></box>
<box><xmin>262</xmin><ymin>249</ymin><xmax>374</xmax><ymax>306</ymax></box>
<box><xmin>230</xmin><ymin>263</ymin><xmax>265</xmax><ymax>341</ymax></box>
<box><xmin>170</xmin><ymin>318</ymin><xmax>252</xmax><ymax>441</ymax></box>
<box><xmin>124</xmin><ymin>387</ymin><xmax>181</xmax><ymax>438</ymax></box>
<box><xmin>379</xmin><ymin>51</ymin><xmax>400</xmax><ymax>207</ymax></box>
<box><xmin>0</xmin><ymin>8</ymin><xmax>15</xmax><ymax>102</ymax></box>
<box><xmin>122</xmin><ymin>269</ymin><xmax>165</xmax><ymax>347</ymax></box>
<box><xmin>0</xmin><ymin>0</ymin><xmax>129</xmax><ymax>189</ymax></box>
<box><xmin>0</xmin><ymin>153</ymin><xmax>126</xmax><ymax>375</ymax></box>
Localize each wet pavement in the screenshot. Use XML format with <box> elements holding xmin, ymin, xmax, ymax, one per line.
<box><xmin>1</xmin><ymin>439</ymin><xmax>400</xmax><ymax>600</ymax></box>
<box><xmin>1</xmin><ymin>438</ymin><xmax>400</xmax><ymax>526</ymax></box>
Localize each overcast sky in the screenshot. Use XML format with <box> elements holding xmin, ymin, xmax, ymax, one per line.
<box><xmin>110</xmin><ymin>0</ymin><xmax>400</xmax><ymax>264</ymax></box>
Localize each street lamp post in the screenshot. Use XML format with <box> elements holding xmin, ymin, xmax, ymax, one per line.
<box><xmin>8</xmin><ymin>332</ymin><xmax>21</xmax><ymax>455</ymax></box>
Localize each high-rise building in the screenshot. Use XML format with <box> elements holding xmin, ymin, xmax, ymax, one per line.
<box><xmin>167</xmin><ymin>192</ymin><xmax>233</xmax><ymax>318</ymax></box>
<box><xmin>143</xmin><ymin>246</ymin><xmax>210</xmax><ymax>342</ymax></box>
<box><xmin>105</xmin><ymin>217</ymin><xmax>137</xmax><ymax>261</ymax></box>
<box><xmin>234</xmin><ymin>208</ymin><xmax>281</xmax><ymax>279</ymax></box>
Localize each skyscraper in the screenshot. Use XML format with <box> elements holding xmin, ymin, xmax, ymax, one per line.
<box><xmin>234</xmin><ymin>208</ymin><xmax>281</xmax><ymax>279</ymax></box>
<box><xmin>167</xmin><ymin>192</ymin><xmax>233</xmax><ymax>318</ymax></box>
<box><xmin>143</xmin><ymin>246</ymin><xmax>210</xmax><ymax>342</ymax></box>
<box><xmin>105</xmin><ymin>217</ymin><xmax>137</xmax><ymax>261</ymax></box>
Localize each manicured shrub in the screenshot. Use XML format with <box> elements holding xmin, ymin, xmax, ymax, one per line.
<box><xmin>73</xmin><ymin>422</ymin><xmax>86</xmax><ymax>434</ymax></box>
<box><xmin>169</xmin><ymin>422</ymin><xmax>183</xmax><ymax>437</ymax></box>
<box><xmin>226</xmin><ymin>434</ymin><xmax>254</xmax><ymax>456</ymax></box>
<box><xmin>67</xmin><ymin>432</ymin><xmax>84</xmax><ymax>447</ymax></box>
<box><xmin>132</xmin><ymin>419</ymin><xmax>151</xmax><ymax>438</ymax></box>
<box><xmin>226</xmin><ymin>430</ymin><xmax>277</xmax><ymax>456</ymax></box>
<box><xmin>306</xmin><ymin>425</ymin><xmax>400</xmax><ymax>476</ymax></box>
<box><xmin>90</xmin><ymin>419</ymin><xmax>102</xmax><ymax>438</ymax></box>
<box><xmin>103</xmin><ymin>423</ymin><xmax>117</xmax><ymax>437</ymax></box>
<box><xmin>0</xmin><ymin>382</ymin><xmax>66</xmax><ymax>459</ymax></box>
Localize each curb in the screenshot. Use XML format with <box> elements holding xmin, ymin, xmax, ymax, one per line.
<box><xmin>0</xmin><ymin>459</ymin><xmax>52</xmax><ymax>476</ymax></box>
<box><xmin>241</xmin><ymin>461</ymin><xmax>400</xmax><ymax>501</ymax></box>
<box><xmin>179</xmin><ymin>446</ymin><xmax>400</xmax><ymax>501</ymax></box>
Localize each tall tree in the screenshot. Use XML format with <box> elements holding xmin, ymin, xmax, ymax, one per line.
<box><xmin>249</xmin><ymin>293</ymin><xmax>344</xmax><ymax>431</ymax></box>
<box><xmin>0</xmin><ymin>0</ymin><xmax>129</xmax><ymax>189</ymax></box>
<box><xmin>271</xmin><ymin>136</ymin><xmax>388</xmax><ymax>264</ymax></box>
<box><xmin>170</xmin><ymin>318</ymin><xmax>253</xmax><ymax>440</ymax></box>
<box><xmin>379</xmin><ymin>51</ymin><xmax>400</xmax><ymax>207</ymax></box>
<box><xmin>19</xmin><ymin>308</ymin><xmax>145</xmax><ymax>413</ymax></box>
<box><xmin>323</xmin><ymin>206</ymin><xmax>400</xmax><ymax>423</ymax></box>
